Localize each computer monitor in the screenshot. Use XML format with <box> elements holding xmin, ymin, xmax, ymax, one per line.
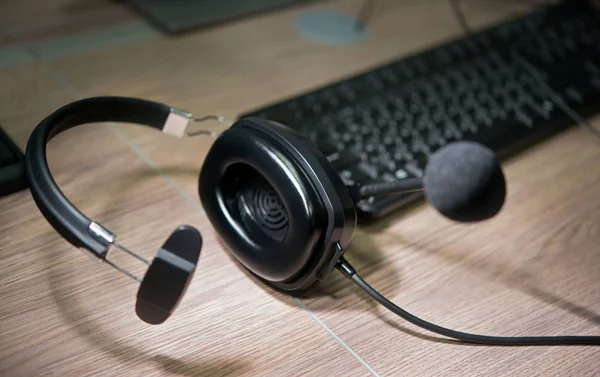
<box><xmin>126</xmin><ymin>0</ymin><xmax>322</xmax><ymax>33</ymax></box>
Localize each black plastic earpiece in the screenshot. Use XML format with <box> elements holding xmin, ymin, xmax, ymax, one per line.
<box><xmin>198</xmin><ymin>117</ymin><xmax>357</xmax><ymax>292</ymax></box>
<box><xmin>136</xmin><ymin>225</ymin><xmax>202</xmax><ymax>324</ymax></box>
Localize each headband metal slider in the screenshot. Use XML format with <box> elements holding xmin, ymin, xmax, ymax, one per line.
<box><xmin>87</xmin><ymin>222</ymin><xmax>150</xmax><ymax>283</ymax></box>
<box><xmin>89</xmin><ymin>221</ymin><xmax>115</xmax><ymax>251</ymax></box>
<box><xmin>162</xmin><ymin>108</ymin><xmax>231</xmax><ymax>138</ymax></box>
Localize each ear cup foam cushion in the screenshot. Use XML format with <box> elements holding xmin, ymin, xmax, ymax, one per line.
<box><xmin>244</xmin><ymin>118</ymin><xmax>357</xmax><ymax>251</ymax></box>
<box><xmin>198</xmin><ymin>121</ymin><xmax>328</xmax><ymax>283</ymax></box>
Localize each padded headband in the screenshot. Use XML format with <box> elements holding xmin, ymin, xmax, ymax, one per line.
<box><xmin>25</xmin><ymin>96</ymin><xmax>196</xmax><ymax>258</ymax></box>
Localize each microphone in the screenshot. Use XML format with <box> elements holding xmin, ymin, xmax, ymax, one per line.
<box><xmin>349</xmin><ymin>141</ymin><xmax>506</xmax><ymax>222</ymax></box>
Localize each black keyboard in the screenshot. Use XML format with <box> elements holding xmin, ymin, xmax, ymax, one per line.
<box><xmin>0</xmin><ymin>127</ymin><xmax>27</xmax><ymax>197</ymax></box>
<box><xmin>240</xmin><ymin>2</ymin><xmax>600</xmax><ymax>218</ymax></box>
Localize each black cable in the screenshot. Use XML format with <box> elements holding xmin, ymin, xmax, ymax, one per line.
<box><xmin>337</xmin><ymin>258</ymin><xmax>600</xmax><ymax>346</ymax></box>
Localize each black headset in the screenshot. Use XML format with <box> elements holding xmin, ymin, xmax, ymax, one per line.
<box><xmin>25</xmin><ymin>96</ymin><xmax>599</xmax><ymax>346</ymax></box>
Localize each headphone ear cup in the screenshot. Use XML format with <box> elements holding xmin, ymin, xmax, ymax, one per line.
<box><xmin>199</xmin><ymin>118</ymin><xmax>356</xmax><ymax>292</ymax></box>
<box><xmin>199</xmin><ymin>119</ymin><xmax>327</xmax><ymax>285</ymax></box>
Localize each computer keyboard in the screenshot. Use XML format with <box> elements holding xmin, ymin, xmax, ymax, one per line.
<box><xmin>0</xmin><ymin>127</ymin><xmax>27</xmax><ymax>197</ymax></box>
<box><xmin>239</xmin><ymin>2</ymin><xmax>600</xmax><ymax>218</ymax></box>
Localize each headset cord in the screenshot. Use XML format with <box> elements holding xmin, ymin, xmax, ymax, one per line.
<box><xmin>337</xmin><ymin>258</ymin><xmax>600</xmax><ymax>346</ymax></box>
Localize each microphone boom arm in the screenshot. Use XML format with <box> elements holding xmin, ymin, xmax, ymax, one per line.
<box><xmin>348</xmin><ymin>177</ymin><xmax>424</xmax><ymax>202</ymax></box>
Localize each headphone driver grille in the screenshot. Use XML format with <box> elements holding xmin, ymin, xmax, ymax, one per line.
<box><xmin>237</xmin><ymin>175</ymin><xmax>289</xmax><ymax>242</ymax></box>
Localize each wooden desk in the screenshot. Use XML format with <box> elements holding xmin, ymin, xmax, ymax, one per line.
<box><xmin>1</xmin><ymin>1</ymin><xmax>598</xmax><ymax>376</ymax></box>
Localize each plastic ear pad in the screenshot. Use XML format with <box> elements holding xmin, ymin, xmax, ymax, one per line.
<box><xmin>136</xmin><ymin>225</ymin><xmax>202</xmax><ymax>324</ymax></box>
<box><xmin>199</xmin><ymin>117</ymin><xmax>356</xmax><ymax>293</ymax></box>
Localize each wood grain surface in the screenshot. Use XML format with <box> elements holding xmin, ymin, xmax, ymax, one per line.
<box><xmin>1</xmin><ymin>0</ymin><xmax>599</xmax><ymax>376</ymax></box>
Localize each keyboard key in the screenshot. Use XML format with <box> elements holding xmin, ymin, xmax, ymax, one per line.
<box><xmin>339</xmin><ymin>169</ymin><xmax>354</xmax><ymax>185</ymax></box>
<box><xmin>404</xmin><ymin>161</ymin><xmax>424</xmax><ymax>177</ymax></box>
<box><xmin>565</xmin><ymin>86</ymin><xmax>583</xmax><ymax>103</ymax></box>
<box><xmin>378</xmin><ymin>151</ymin><xmax>396</xmax><ymax>172</ymax></box>
<box><xmin>382</xmin><ymin>172</ymin><xmax>397</xmax><ymax>182</ymax></box>
<box><xmin>514</xmin><ymin>107</ymin><xmax>534</xmax><ymax>127</ymax></box>
<box><xmin>394</xmin><ymin>168</ymin><xmax>409</xmax><ymax>179</ymax></box>
<box><xmin>346</xmin><ymin>165</ymin><xmax>373</xmax><ymax>184</ymax></box>
<box><xmin>330</xmin><ymin>150</ymin><xmax>360</xmax><ymax>170</ymax></box>
<box><xmin>358</xmin><ymin>161</ymin><xmax>379</xmax><ymax>180</ymax></box>
<box><xmin>316</xmin><ymin>139</ymin><xmax>338</xmax><ymax>156</ymax></box>
<box><xmin>327</xmin><ymin>152</ymin><xmax>341</xmax><ymax>163</ymax></box>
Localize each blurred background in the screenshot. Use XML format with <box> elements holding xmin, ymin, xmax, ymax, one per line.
<box><xmin>1</xmin><ymin>1</ymin><xmax>599</xmax><ymax>376</ymax></box>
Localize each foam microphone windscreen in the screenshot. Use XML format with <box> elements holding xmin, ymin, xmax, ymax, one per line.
<box><xmin>423</xmin><ymin>141</ymin><xmax>506</xmax><ymax>222</ymax></box>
